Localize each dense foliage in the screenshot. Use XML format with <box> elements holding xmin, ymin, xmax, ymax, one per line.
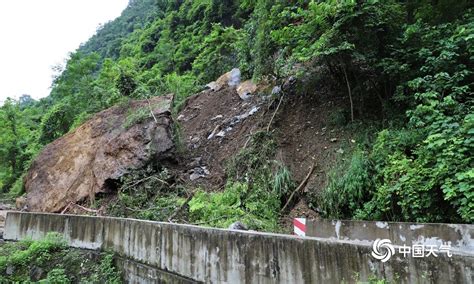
<box><xmin>1</xmin><ymin>0</ymin><xmax>472</xmax><ymax>223</ymax></box>
<box><xmin>0</xmin><ymin>233</ymin><xmax>122</xmax><ymax>283</ymax></box>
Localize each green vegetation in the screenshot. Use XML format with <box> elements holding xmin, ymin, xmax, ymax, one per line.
<box><xmin>317</xmin><ymin>7</ymin><xmax>474</xmax><ymax>223</ymax></box>
<box><xmin>123</xmin><ymin>107</ymin><xmax>151</xmax><ymax>129</ymax></box>
<box><xmin>0</xmin><ymin>233</ymin><xmax>122</xmax><ymax>283</ymax></box>
<box><xmin>188</xmin><ymin>131</ymin><xmax>293</xmax><ymax>231</ymax></box>
<box><xmin>104</xmin><ymin>165</ymin><xmax>187</xmax><ymax>221</ymax></box>
<box><xmin>1</xmin><ymin>0</ymin><xmax>472</xmax><ymax>223</ymax></box>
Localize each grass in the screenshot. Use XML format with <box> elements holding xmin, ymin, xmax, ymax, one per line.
<box><xmin>0</xmin><ymin>233</ymin><xmax>122</xmax><ymax>283</ymax></box>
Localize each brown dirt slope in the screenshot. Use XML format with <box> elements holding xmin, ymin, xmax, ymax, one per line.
<box><xmin>176</xmin><ymin>84</ymin><xmax>352</xmax><ymax>222</ymax></box>
<box><xmin>176</xmin><ymin>87</ymin><xmax>267</xmax><ymax>190</ymax></box>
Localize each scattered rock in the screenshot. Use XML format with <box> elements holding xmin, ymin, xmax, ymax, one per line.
<box><xmin>207</xmin><ymin>106</ymin><xmax>260</xmax><ymax>140</ymax></box>
<box><xmin>206</xmin><ymin>68</ymin><xmax>241</xmax><ymax>92</ymax></box>
<box><xmin>330</xmin><ymin>138</ymin><xmax>338</xmax><ymax>142</ymax></box>
<box><xmin>282</xmin><ymin>76</ymin><xmax>297</xmax><ymax>91</ymax></box>
<box><xmin>207</xmin><ymin>126</ymin><xmax>220</xmax><ymax>140</ymax></box>
<box><xmin>30</xmin><ymin>266</ymin><xmax>45</xmax><ymax>281</ymax></box>
<box><xmin>271</xmin><ymin>85</ymin><xmax>282</xmax><ymax>95</ymax></box>
<box><xmin>336</xmin><ymin>148</ymin><xmax>345</xmax><ymax>154</ymax></box>
<box><xmin>189</xmin><ymin>166</ymin><xmax>210</xmax><ymax>181</ymax></box>
<box><xmin>216</xmin><ymin>130</ymin><xmax>226</xmax><ymax>138</ymax></box>
<box><xmin>6</xmin><ymin>265</ymin><xmax>14</xmax><ymax>275</ymax></box>
<box><xmin>189</xmin><ymin>173</ymin><xmax>201</xmax><ymax>181</ymax></box>
<box><xmin>23</xmin><ymin>95</ymin><xmax>175</xmax><ymax>212</ymax></box>
<box><xmin>177</xmin><ymin>114</ymin><xmax>185</xmax><ymax>121</ymax></box>
<box><xmin>188</xmin><ymin>157</ymin><xmax>202</xmax><ymax>168</ymax></box>
<box><xmin>248</xmin><ymin>106</ymin><xmax>259</xmax><ymax>116</ymax></box>
<box><xmin>228</xmin><ymin>221</ymin><xmax>248</xmax><ymax>230</ymax></box>
<box><xmin>236</xmin><ymin>80</ymin><xmax>257</xmax><ymax>100</ymax></box>
<box><xmin>205</xmin><ymin>81</ymin><xmax>219</xmax><ymax>91</ymax></box>
<box><xmin>233</xmin><ymin>106</ymin><xmax>260</xmax><ymax>123</ymax></box>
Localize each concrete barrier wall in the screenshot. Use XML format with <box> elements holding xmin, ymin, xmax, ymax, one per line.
<box><xmin>305</xmin><ymin>219</ymin><xmax>474</xmax><ymax>253</ymax></box>
<box><xmin>4</xmin><ymin>212</ymin><xmax>474</xmax><ymax>283</ymax></box>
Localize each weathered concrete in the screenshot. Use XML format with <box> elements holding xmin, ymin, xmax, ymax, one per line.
<box><xmin>116</xmin><ymin>257</ymin><xmax>198</xmax><ymax>284</ymax></box>
<box><xmin>305</xmin><ymin>219</ymin><xmax>474</xmax><ymax>254</ymax></box>
<box><xmin>4</xmin><ymin>212</ymin><xmax>474</xmax><ymax>283</ymax></box>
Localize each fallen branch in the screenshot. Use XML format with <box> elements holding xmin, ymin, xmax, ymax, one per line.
<box><xmin>121</xmin><ymin>175</ymin><xmax>169</xmax><ymax>192</ymax></box>
<box><xmin>168</xmin><ymin>191</ymin><xmax>195</xmax><ymax>222</ymax></box>
<box><xmin>73</xmin><ymin>203</ymin><xmax>100</xmax><ymax>213</ymax></box>
<box><xmin>243</xmin><ymin>135</ymin><xmax>252</xmax><ymax>149</ymax></box>
<box><xmin>281</xmin><ymin>162</ymin><xmax>316</xmax><ymax>213</ymax></box>
<box><xmin>61</xmin><ymin>202</ymin><xmax>100</xmax><ymax>214</ymax></box>
<box><xmin>342</xmin><ymin>65</ymin><xmax>354</xmax><ymax>122</ymax></box>
<box><xmin>60</xmin><ymin>202</ymin><xmax>73</xmax><ymax>214</ymax></box>
<box><xmin>266</xmin><ymin>93</ymin><xmax>285</xmax><ymax>132</ymax></box>
<box><xmin>146</xmin><ymin>98</ymin><xmax>158</xmax><ymax>123</ymax></box>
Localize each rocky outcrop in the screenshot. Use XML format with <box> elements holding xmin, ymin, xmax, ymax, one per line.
<box><xmin>236</xmin><ymin>80</ymin><xmax>257</xmax><ymax>100</ymax></box>
<box><xmin>205</xmin><ymin>68</ymin><xmax>241</xmax><ymax>91</ymax></box>
<box><xmin>22</xmin><ymin>95</ymin><xmax>175</xmax><ymax>212</ymax></box>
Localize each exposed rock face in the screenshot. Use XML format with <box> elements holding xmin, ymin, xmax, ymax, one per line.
<box><xmin>205</xmin><ymin>68</ymin><xmax>241</xmax><ymax>91</ymax></box>
<box><xmin>23</xmin><ymin>95</ymin><xmax>175</xmax><ymax>212</ymax></box>
<box><xmin>236</xmin><ymin>80</ymin><xmax>257</xmax><ymax>100</ymax></box>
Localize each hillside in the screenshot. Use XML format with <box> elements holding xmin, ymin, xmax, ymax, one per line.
<box><xmin>0</xmin><ymin>0</ymin><xmax>472</xmax><ymax>229</ymax></box>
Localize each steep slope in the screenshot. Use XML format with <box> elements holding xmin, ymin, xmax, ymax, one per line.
<box><xmin>1</xmin><ymin>1</ymin><xmax>472</xmax><ymax>225</ymax></box>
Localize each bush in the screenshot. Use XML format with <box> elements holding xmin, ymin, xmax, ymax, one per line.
<box><xmin>0</xmin><ymin>233</ymin><xmax>123</xmax><ymax>283</ymax></box>
<box><xmin>9</xmin><ymin>174</ymin><xmax>25</xmax><ymax>197</ymax></box>
<box><xmin>43</xmin><ymin>268</ymin><xmax>70</xmax><ymax>284</ymax></box>
<box><xmin>318</xmin><ymin>149</ymin><xmax>373</xmax><ymax>219</ymax></box>
<box><xmin>189</xmin><ymin>181</ymin><xmax>281</xmax><ymax>231</ymax></box>
<box><xmin>105</xmin><ymin>166</ymin><xmax>187</xmax><ymax>221</ymax></box>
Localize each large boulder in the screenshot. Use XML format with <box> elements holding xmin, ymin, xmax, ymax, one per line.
<box><xmin>205</xmin><ymin>68</ymin><xmax>241</xmax><ymax>91</ymax></box>
<box><xmin>22</xmin><ymin>95</ymin><xmax>175</xmax><ymax>212</ymax></box>
<box><xmin>236</xmin><ymin>80</ymin><xmax>257</xmax><ymax>100</ymax></box>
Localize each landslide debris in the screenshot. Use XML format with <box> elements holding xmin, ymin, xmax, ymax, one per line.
<box><xmin>22</xmin><ymin>95</ymin><xmax>174</xmax><ymax>212</ymax></box>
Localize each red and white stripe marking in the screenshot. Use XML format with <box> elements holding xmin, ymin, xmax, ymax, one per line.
<box><xmin>293</xmin><ymin>218</ymin><xmax>306</xmax><ymax>237</ymax></box>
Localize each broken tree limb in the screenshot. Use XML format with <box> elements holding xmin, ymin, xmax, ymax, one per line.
<box><xmin>281</xmin><ymin>162</ymin><xmax>316</xmax><ymax>213</ymax></box>
<box><xmin>121</xmin><ymin>175</ymin><xmax>169</xmax><ymax>193</ymax></box>
<box><xmin>168</xmin><ymin>191</ymin><xmax>195</xmax><ymax>222</ymax></box>
<box><xmin>61</xmin><ymin>202</ymin><xmax>100</xmax><ymax>214</ymax></box>
<box><xmin>73</xmin><ymin>203</ymin><xmax>100</xmax><ymax>213</ymax></box>
<box><xmin>60</xmin><ymin>202</ymin><xmax>73</xmax><ymax>214</ymax></box>
<box><xmin>342</xmin><ymin>65</ymin><xmax>354</xmax><ymax>122</ymax></box>
<box><xmin>146</xmin><ymin>98</ymin><xmax>158</xmax><ymax>123</ymax></box>
<box><xmin>266</xmin><ymin>93</ymin><xmax>285</xmax><ymax>132</ymax></box>
<box><xmin>243</xmin><ymin>135</ymin><xmax>252</xmax><ymax>149</ymax></box>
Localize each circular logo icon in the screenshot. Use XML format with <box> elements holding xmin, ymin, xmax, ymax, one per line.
<box><xmin>371</xmin><ymin>239</ymin><xmax>395</xmax><ymax>262</ymax></box>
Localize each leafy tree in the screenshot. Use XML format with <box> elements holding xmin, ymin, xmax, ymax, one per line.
<box><xmin>39</xmin><ymin>102</ymin><xmax>73</xmax><ymax>144</ymax></box>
